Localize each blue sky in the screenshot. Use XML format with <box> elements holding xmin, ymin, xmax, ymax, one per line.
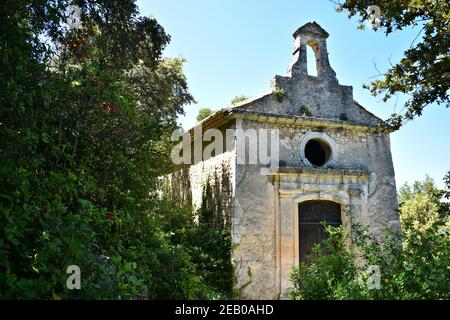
<box><xmin>137</xmin><ymin>0</ymin><xmax>449</xmax><ymax>189</ymax></box>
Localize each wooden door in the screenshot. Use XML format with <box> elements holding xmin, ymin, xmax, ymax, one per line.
<box><xmin>298</xmin><ymin>201</ymin><xmax>341</xmax><ymax>263</ymax></box>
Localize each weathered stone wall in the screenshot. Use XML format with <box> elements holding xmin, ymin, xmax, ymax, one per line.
<box><xmin>231</xmin><ymin>118</ymin><xmax>399</xmax><ymax>299</ymax></box>
<box><xmin>239</xmin><ymin>74</ymin><xmax>382</xmax><ymax>126</ymax></box>
<box><xmin>162</xmin><ymin>150</ymin><xmax>235</xmax><ymax>225</ymax></box>
<box><xmin>232</xmin><ymin>161</ymin><xmax>278</xmax><ymax>299</ymax></box>
<box><xmin>276</xmin><ymin>122</ymin><xmax>399</xmax><ymax>232</ymax></box>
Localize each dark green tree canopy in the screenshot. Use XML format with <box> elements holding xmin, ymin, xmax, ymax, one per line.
<box><xmin>0</xmin><ymin>0</ymin><xmax>233</xmax><ymax>300</ymax></box>
<box><xmin>336</xmin><ymin>0</ymin><xmax>449</xmax><ymax>129</ymax></box>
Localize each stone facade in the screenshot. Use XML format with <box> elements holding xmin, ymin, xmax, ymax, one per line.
<box><xmin>163</xmin><ymin>148</ymin><xmax>235</xmax><ymax>223</ymax></box>
<box><xmin>167</xmin><ymin>22</ymin><xmax>399</xmax><ymax>299</ymax></box>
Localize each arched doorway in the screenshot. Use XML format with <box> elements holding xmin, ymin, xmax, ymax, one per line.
<box><xmin>298</xmin><ymin>200</ymin><xmax>341</xmax><ymax>263</ymax></box>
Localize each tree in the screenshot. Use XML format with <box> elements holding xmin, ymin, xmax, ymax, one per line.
<box><xmin>335</xmin><ymin>0</ymin><xmax>449</xmax><ymax>129</ymax></box>
<box><xmin>196</xmin><ymin>95</ymin><xmax>248</xmax><ymax>122</ymax></box>
<box><xmin>196</xmin><ymin>107</ymin><xmax>213</xmax><ymax>122</ymax></box>
<box><xmin>399</xmin><ymin>175</ymin><xmax>450</xmax><ymax>216</ymax></box>
<box><xmin>444</xmin><ymin>171</ymin><xmax>450</xmax><ymax>200</ymax></box>
<box><xmin>0</xmin><ymin>0</ymin><xmax>232</xmax><ymax>299</ymax></box>
<box><xmin>399</xmin><ymin>177</ymin><xmax>449</xmax><ymax>249</ymax></box>
<box><xmin>398</xmin><ymin>175</ymin><xmax>437</xmax><ymax>205</ymax></box>
<box><xmin>231</xmin><ymin>95</ymin><xmax>248</xmax><ymax>105</ymax></box>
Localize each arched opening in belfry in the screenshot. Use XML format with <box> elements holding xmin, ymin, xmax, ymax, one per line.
<box><xmin>298</xmin><ymin>200</ymin><xmax>341</xmax><ymax>264</ymax></box>
<box><xmin>306</xmin><ymin>46</ymin><xmax>317</xmax><ymax>76</ymax></box>
<box><xmin>306</xmin><ymin>40</ymin><xmax>320</xmax><ymax>77</ymax></box>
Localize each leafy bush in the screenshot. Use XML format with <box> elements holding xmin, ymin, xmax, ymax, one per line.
<box><xmin>290</xmin><ymin>225</ymin><xmax>364</xmax><ymax>300</ymax></box>
<box><xmin>290</xmin><ymin>177</ymin><xmax>450</xmax><ymax>300</ymax></box>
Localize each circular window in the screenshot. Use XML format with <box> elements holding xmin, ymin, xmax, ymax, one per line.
<box><xmin>304</xmin><ymin>139</ymin><xmax>331</xmax><ymax>166</ymax></box>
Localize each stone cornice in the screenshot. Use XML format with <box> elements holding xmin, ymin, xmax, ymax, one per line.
<box><xmin>229</xmin><ymin>109</ymin><xmax>394</xmax><ymax>134</ymax></box>
<box><xmin>265</xmin><ymin>167</ymin><xmax>369</xmax><ymax>179</ymax></box>
<box><xmin>185</xmin><ymin>106</ymin><xmax>394</xmax><ymax>142</ymax></box>
<box><xmin>268</xmin><ymin>167</ymin><xmax>368</xmax><ymax>176</ymax></box>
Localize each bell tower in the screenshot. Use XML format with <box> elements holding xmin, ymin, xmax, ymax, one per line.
<box><xmin>288</xmin><ymin>21</ymin><xmax>337</xmax><ymax>81</ymax></box>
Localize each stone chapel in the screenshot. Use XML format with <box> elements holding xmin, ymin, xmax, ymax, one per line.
<box><xmin>165</xmin><ymin>22</ymin><xmax>400</xmax><ymax>299</ymax></box>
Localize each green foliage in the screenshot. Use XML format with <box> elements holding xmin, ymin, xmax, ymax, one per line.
<box><xmin>0</xmin><ymin>0</ymin><xmax>231</xmax><ymax>299</ymax></box>
<box><xmin>195</xmin><ymin>179</ymin><xmax>234</xmax><ymax>298</ymax></box>
<box><xmin>337</xmin><ymin>0</ymin><xmax>450</xmax><ymax>129</ymax></box>
<box><xmin>339</xmin><ymin>113</ymin><xmax>349</xmax><ymax>121</ymax></box>
<box><xmin>298</xmin><ymin>105</ymin><xmax>312</xmax><ymax>116</ymax></box>
<box><xmin>232</xmin><ymin>266</ymin><xmax>253</xmax><ymax>300</ymax></box>
<box><xmin>399</xmin><ymin>175</ymin><xmax>449</xmax><ymax>215</ymax></box>
<box><xmin>231</xmin><ymin>95</ymin><xmax>248</xmax><ymax>105</ymax></box>
<box><xmin>196</xmin><ymin>107</ymin><xmax>213</xmax><ymax>122</ymax></box>
<box><xmin>444</xmin><ymin>171</ymin><xmax>450</xmax><ymax>200</ymax></box>
<box><xmin>290</xmin><ymin>224</ymin><xmax>363</xmax><ymax>300</ymax></box>
<box><xmin>272</xmin><ymin>86</ymin><xmax>285</xmax><ymax>103</ymax></box>
<box><xmin>290</xmin><ymin>176</ymin><xmax>450</xmax><ymax>300</ymax></box>
<box><xmin>178</xmin><ymin>222</ymin><xmax>233</xmax><ymax>298</ymax></box>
